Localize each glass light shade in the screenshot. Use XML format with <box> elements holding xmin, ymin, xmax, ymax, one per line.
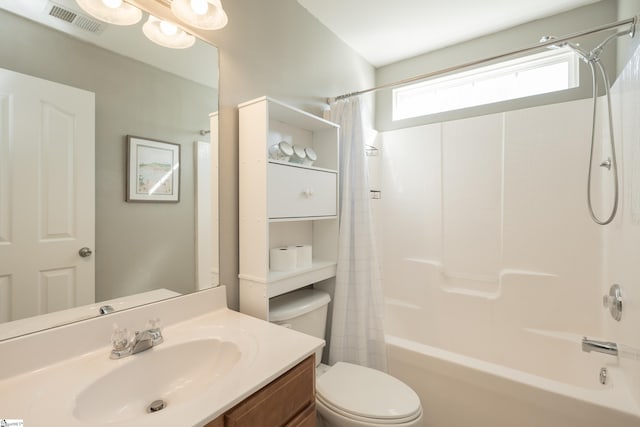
<box><xmin>160</xmin><ymin>20</ymin><xmax>178</xmax><ymax>36</ymax></box>
<box><xmin>101</xmin><ymin>0</ymin><xmax>122</xmax><ymax>8</ymax></box>
<box><xmin>142</xmin><ymin>16</ymin><xmax>196</xmax><ymax>49</ymax></box>
<box><xmin>190</xmin><ymin>0</ymin><xmax>209</xmax><ymax>15</ymax></box>
<box><xmin>171</xmin><ymin>0</ymin><xmax>228</xmax><ymax>30</ymax></box>
<box><xmin>75</xmin><ymin>0</ymin><xmax>142</xmax><ymax>25</ymax></box>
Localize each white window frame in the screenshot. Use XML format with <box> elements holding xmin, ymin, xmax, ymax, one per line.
<box><xmin>392</xmin><ymin>48</ymin><xmax>580</xmax><ymax>121</ymax></box>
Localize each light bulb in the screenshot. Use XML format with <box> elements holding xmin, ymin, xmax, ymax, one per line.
<box><xmin>171</xmin><ymin>0</ymin><xmax>227</xmax><ymax>30</ymax></box>
<box><xmin>159</xmin><ymin>21</ymin><xmax>178</xmax><ymax>36</ymax></box>
<box><xmin>143</xmin><ymin>15</ymin><xmax>195</xmax><ymax>48</ymax></box>
<box><xmin>76</xmin><ymin>0</ymin><xmax>141</xmax><ymax>25</ymax></box>
<box><xmin>190</xmin><ymin>0</ymin><xmax>209</xmax><ymax>15</ymax></box>
<box><xmin>101</xmin><ymin>0</ymin><xmax>122</xmax><ymax>9</ymax></box>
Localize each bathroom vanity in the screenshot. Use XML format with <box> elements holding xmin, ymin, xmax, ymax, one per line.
<box><xmin>0</xmin><ymin>286</ymin><xmax>323</xmax><ymax>427</ymax></box>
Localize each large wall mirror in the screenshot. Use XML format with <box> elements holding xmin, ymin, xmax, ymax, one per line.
<box><xmin>0</xmin><ymin>0</ymin><xmax>219</xmax><ymax>340</ymax></box>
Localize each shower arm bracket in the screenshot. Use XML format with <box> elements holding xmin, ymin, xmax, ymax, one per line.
<box><xmin>599</xmin><ymin>158</ymin><xmax>612</xmax><ymax>170</ymax></box>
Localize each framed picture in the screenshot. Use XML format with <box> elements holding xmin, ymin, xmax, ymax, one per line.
<box><xmin>126</xmin><ymin>135</ymin><xmax>180</xmax><ymax>202</ymax></box>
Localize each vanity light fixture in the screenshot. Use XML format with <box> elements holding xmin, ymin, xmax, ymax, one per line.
<box><xmin>142</xmin><ymin>15</ymin><xmax>196</xmax><ymax>49</ymax></box>
<box><xmin>170</xmin><ymin>0</ymin><xmax>228</xmax><ymax>30</ymax></box>
<box><xmin>74</xmin><ymin>0</ymin><xmax>227</xmax><ymax>49</ymax></box>
<box><xmin>74</xmin><ymin>0</ymin><xmax>142</xmax><ymax>25</ymax></box>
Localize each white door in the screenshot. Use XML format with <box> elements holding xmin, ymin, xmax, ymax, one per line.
<box><xmin>0</xmin><ymin>68</ymin><xmax>95</xmax><ymax>322</ymax></box>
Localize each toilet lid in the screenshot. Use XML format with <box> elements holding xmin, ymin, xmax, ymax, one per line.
<box><xmin>316</xmin><ymin>362</ymin><xmax>421</xmax><ymax>421</ymax></box>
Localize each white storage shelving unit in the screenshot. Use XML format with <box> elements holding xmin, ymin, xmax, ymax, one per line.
<box><xmin>238</xmin><ymin>96</ymin><xmax>340</xmax><ymax>320</ymax></box>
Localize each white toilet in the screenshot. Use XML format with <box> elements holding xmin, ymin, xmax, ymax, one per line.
<box><xmin>269</xmin><ymin>289</ymin><xmax>423</xmax><ymax>427</ymax></box>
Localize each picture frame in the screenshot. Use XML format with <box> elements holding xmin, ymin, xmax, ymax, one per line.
<box><xmin>126</xmin><ymin>135</ymin><xmax>180</xmax><ymax>202</ymax></box>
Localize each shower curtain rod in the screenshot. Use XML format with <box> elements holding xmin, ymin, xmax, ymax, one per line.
<box><xmin>327</xmin><ymin>15</ymin><xmax>637</xmax><ymax>104</ymax></box>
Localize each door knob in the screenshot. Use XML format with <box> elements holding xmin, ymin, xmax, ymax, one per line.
<box><xmin>79</xmin><ymin>247</ymin><xmax>93</xmax><ymax>258</ymax></box>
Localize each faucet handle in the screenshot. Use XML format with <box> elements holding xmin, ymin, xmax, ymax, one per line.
<box><xmin>111</xmin><ymin>325</ymin><xmax>131</xmax><ymax>351</ymax></box>
<box><xmin>146</xmin><ymin>318</ymin><xmax>164</xmax><ymax>345</ymax></box>
<box><xmin>147</xmin><ymin>317</ymin><xmax>161</xmax><ymax>330</ymax></box>
<box><xmin>111</xmin><ymin>323</ymin><xmax>131</xmax><ymax>351</ymax></box>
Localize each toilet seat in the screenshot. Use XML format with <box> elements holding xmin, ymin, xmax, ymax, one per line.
<box><xmin>316</xmin><ymin>362</ymin><xmax>422</xmax><ymax>424</ymax></box>
<box><xmin>317</xmin><ymin>395</ymin><xmax>422</xmax><ymax>425</ymax></box>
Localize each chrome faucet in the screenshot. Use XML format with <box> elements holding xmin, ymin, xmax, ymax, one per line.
<box><xmin>110</xmin><ymin>318</ymin><xmax>163</xmax><ymax>359</ymax></box>
<box><xmin>582</xmin><ymin>337</ymin><xmax>618</xmax><ymax>357</ymax></box>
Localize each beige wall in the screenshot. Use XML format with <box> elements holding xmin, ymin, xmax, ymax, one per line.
<box><xmin>190</xmin><ymin>0</ymin><xmax>375</xmax><ymax>309</ymax></box>
<box><xmin>375</xmin><ymin>0</ymin><xmax>622</xmax><ymax>131</ymax></box>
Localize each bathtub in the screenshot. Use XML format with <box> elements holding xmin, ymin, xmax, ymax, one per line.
<box><xmin>385</xmin><ymin>332</ymin><xmax>640</xmax><ymax>427</ymax></box>
<box><xmin>373</xmin><ymin>49</ymin><xmax>640</xmax><ymax>425</ymax></box>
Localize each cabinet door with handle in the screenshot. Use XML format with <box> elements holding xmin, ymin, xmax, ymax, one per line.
<box><xmin>268</xmin><ymin>163</ymin><xmax>337</xmax><ymax>219</ymax></box>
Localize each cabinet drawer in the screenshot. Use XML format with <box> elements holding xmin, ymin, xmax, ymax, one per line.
<box><xmin>268</xmin><ymin>163</ymin><xmax>337</xmax><ymax>219</ymax></box>
<box><xmin>225</xmin><ymin>356</ymin><xmax>315</xmax><ymax>427</ymax></box>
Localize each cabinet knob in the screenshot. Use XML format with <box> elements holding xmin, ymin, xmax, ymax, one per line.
<box><xmin>303</xmin><ymin>189</ymin><xmax>314</xmax><ymax>198</ymax></box>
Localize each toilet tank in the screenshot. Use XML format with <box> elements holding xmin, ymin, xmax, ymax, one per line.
<box><xmin>269</xmin><ymin>289</ymin><xmax>331</xmax><ymax>365</ymax></box>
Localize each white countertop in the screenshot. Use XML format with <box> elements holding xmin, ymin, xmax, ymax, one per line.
<box><xmin>0</xmin><ymin>287</ymin><xmax>324</xmax><ymax>427</ymax></box>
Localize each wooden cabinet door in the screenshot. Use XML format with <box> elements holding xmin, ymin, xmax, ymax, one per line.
<box><xmin>203</xmin><ymin>416</ymin><xmax>224</xmax><ymax>427</ymax></box>
<box><xmin>224</xmin><ymin>356</ymin><xmax>315</xmax><ymax>427</ymax></box>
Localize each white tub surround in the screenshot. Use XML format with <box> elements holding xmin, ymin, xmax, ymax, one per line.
<box><xmin>604</xmin><ymin>35</ymin><xmax>640</xmax><ymax>407</ymax></box>
<box><xmin>0</xmin><ymin>286</ymin><xmax>324</xmax><ymax>427</ymax></box>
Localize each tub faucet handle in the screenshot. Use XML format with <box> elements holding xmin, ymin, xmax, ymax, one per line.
<box><xmin>602</xmin><ymin>284</ymin><xmax>623</xmax><ymax>321</ymax></box>
<box><xmin>602</xmin><ymin>294</ymin><xmax>616</xmax><ymax>307</ymax></box>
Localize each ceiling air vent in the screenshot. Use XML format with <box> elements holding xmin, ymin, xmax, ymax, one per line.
<box><xmin>48</xmin><ymin>4</ymin><xmax>76</xmax><ymax>23</ymax></box>
<box><xmin>46</xmin><ymin>1</ymin><xmax>106</xmax><ymax>34</ymax></box>
<box><xmin>71</xmin><ymin>13</ymin><xmax>104</xmax><ymax>33</ymax></box>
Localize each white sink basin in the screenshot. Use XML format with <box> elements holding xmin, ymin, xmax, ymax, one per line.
<box><xmin>0</xmin><ymin>287</ymin><xmax>323</xmax><ymax>427</ymax></box>
<box><xmin>73</xmin><ymin>339</ymin><xmax>241</xmax><ymax>424</ymax></box>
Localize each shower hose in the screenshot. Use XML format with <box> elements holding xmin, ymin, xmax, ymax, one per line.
<box><xmin>585</xmin><ymin>57</ymin><xmax>619</xmax><ymax>225</ymax></box>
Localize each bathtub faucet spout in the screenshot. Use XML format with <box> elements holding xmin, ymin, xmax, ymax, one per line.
<box><xmin>582</xmin><ymin>337</ymin><xmax>618</xmax><ymax>356</ymax></box>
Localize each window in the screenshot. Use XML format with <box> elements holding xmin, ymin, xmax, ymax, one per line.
<box><xmin>392</xmin><ymin>48</ymin><xmax>579</xmax><ymax>121</ymax></box>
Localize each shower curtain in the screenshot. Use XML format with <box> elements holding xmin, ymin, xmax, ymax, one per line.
<box><xmin>329</xmin><ymin>97</ymin><xmax>387</xmax><ymax>371</ymax></box>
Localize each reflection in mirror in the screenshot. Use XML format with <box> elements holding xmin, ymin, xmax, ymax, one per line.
<box><xmin>0</xmin><ymin>0</ymin><xmax>219</xmax><ymax>340</ymax></box>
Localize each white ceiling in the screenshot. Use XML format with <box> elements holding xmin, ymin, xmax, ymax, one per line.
<box><xmin>297</xmin><ymin>0</ymin><xmax>601</xmax><ymax>67</ymax></box>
